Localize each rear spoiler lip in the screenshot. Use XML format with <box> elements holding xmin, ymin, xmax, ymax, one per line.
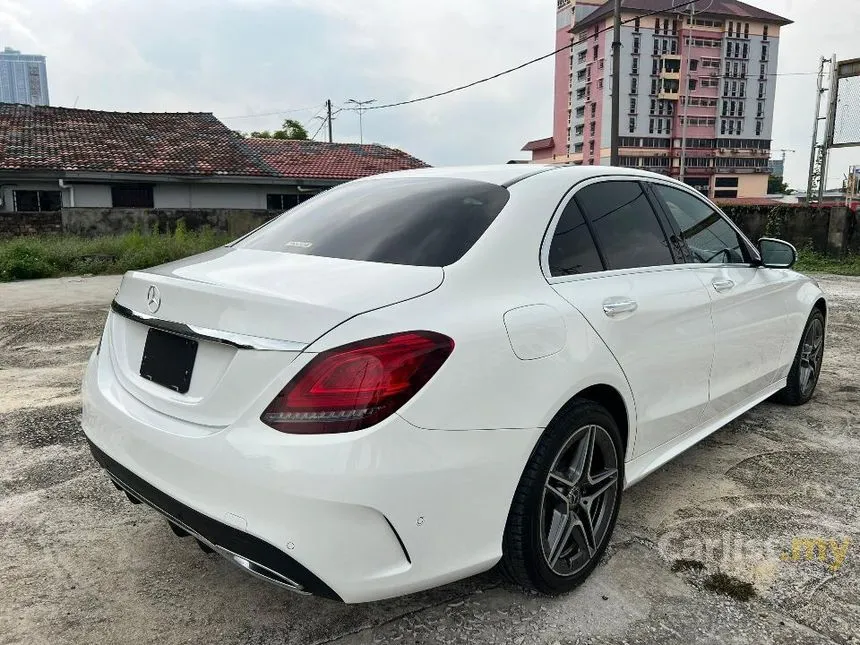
<box><xmin>110</xmin><ymin>300</ymin><xmax>307</xmax><ymax>353</ymax></box>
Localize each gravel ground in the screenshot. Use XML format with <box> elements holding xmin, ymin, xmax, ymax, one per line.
<box><xmin>0</xmin><ymin>274</ymin><xmax>857</xmax><ymax>645</ymax></box>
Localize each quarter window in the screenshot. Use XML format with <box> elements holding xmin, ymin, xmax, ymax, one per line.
<box><xmin>548</xmin><ymin>200</ymin><xmax>604</xmax><ymax>276</ymax></box>
<box><xmin>654</xmin><ymin>185</ymin><xmax>749</xmax><ymax>264</ymax></box>
<box><xmin>575</xmin><ymin>181</ymin><xmax>675</xmax><ymax>270</ymax></box>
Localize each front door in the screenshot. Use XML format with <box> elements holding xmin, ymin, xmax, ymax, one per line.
<box><xmin>546</xmin><ymin>179</ymin><xmax>715</xmax><ymax>457</ymax></box>
<box><xmin>650</xmin><ymin>183</ymin><xmax>790</xmax><ymax>419</ymax></box>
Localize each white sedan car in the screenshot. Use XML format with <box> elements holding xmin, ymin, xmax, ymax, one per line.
<box><xmin>82</xmin><ymin>165</ymin><xmax>826</xmax><ymax>603</ymax></box>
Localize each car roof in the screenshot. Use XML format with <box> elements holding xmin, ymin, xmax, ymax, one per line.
<box><xmin>361</xmin><ymin>164</ymin><xmax>685</xmax><ymax>188</ymax></box>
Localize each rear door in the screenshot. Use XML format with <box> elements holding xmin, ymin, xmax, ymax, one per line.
<box><xmin>546</xmin><ymin>178</ymin><xmax>715</xmax><ymax>457</ymax></box>
<box><xmin>650</xmin><ymin>183</ymin><xmax>791</xmax><ymax>419</ymax></box>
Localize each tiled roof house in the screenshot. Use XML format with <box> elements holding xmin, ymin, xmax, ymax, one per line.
<box><xmin>0</xmin><ymin>104</ymin><xmax>428</xmax><ymax>213</ymax></box>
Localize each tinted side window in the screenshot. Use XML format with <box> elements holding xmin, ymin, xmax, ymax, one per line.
<box><xmin>237</xmin><ymin>178</ymin><xmax>510</xmax><ymax>267</ymax></box>
<box><xmin>575</xmin><ymin>181</ymin><xmax>675</xmax><ymax>270</ymax></box>
<box><xmin>654</xmin><ymin>185</ymin><xmax>749</xmax><ymax>264</ymax></box>
<box><xmin>548</xmin><ymin>200</ymin><xmax>604</xmax><ymax>276</ymax></box>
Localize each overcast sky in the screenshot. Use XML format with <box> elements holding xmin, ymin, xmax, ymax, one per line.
<box><xmin>1</xmin><ymin>0</ymin><xmax>858</xmax><ymax>190</ymax></box>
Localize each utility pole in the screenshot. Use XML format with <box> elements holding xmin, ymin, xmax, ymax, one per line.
<box><xmin>326</xmin><ymin>99</ymin><xmax>333</xmax><ymax>143</ymax></box>
<box><xmin>346</xmin><ymin>98</ymin><xmax>377</xmax><ymax>144</ymax></box>
<box><xmin>610</xmin><ymin>0</ymin><xmax>622</xmax><ymax>166</ymax></box>
<box><xmin>678</xmin><ymin>2</ymin><xmax>695</xmax><ymax>184</ymax></box>
<box><xmin>807</xmin><ymin>57</ymin><xmax>828</xmax><ymax>201</ymax></box>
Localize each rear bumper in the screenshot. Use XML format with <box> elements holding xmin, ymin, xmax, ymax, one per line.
<box><xmin>81</xmin><ymin>349</ymin><xmax>542</xmax><ymax>603</ymax></box>
<box><xmin>88</xmin><ymin>439</ymin><xmax>339</xmax><ymax>600</ymax></box>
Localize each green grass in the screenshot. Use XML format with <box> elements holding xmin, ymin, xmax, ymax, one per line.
<box><xmin>796</xmin><ymin>251</ymin><xmax>860</xmax><ymax>276</ymax></box>
<box><xmin>0</xmin><ymin>224</ymin><xmax>232</xmax><ymax>282</ymax></box>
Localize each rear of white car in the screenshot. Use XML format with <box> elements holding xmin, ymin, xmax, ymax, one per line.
<box><xmin>81</xmin><ymin>170</ymin><xmax>547</xmax><ymax>602</ymax></box>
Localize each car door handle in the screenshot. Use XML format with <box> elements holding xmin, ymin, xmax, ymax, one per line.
<box><xmin>603</xmin><ymin>299</ymin><xmax>638</xmax><ymax>317</ymax></box>
<box><xmin>712</xmin><ymin>279</ymin><xmax>735</xmax><ymax>293</ymax></box>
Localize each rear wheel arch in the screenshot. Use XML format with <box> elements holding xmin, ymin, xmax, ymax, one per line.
<box><xmin>547</xmin><ymin>384</ymin><xmax>631</xmax><ymax>457</ymax></box>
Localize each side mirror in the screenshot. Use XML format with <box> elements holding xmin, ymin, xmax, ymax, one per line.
<box><xmin>757</xmin><ymin>238</ymin><xmax>797</xmax><ymax>269</ymax></box>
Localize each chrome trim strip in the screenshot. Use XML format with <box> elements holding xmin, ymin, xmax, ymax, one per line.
<box><xmin>109</xmin><ymin>474</ymin><xmax>310</xmax><ymax>595</ymax></box>
<box><xmin>110</xmin><ymin>300</ymin><xmax>306</xmax><ymax>352</ymax></box>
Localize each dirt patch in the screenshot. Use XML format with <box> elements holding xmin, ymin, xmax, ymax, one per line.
<box><xmin>703</xmin><ymin>572</ymin><xmax>757</xmax><ymax>601</ymax></box>
<box><xmin>0</xmin><ymin>403</ymin><xmax>85</xmax><ymax>449</ymax></box>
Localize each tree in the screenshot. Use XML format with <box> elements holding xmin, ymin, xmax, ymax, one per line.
<box><xmin>246</xmin><ymin>119</ymin><xmax>309</xmax><ymax>141</ymax></box>
<box><xmin>767</xmin><ymin>174</ymin><xmax>792</xmax><ymax>195</ymax></box>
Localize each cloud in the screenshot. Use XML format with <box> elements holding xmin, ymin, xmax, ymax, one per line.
<box><xmin>0</xmin><ymin>0</ymin><xmax>857</xmax><ymax>184</ymax></box>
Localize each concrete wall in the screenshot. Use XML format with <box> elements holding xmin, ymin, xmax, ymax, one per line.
<box><xmin>0</xmin><ymin>208</ymin><xmax>279</xmax><ymax>239</ymax></box>
<box><xmin>1</xmin><ymin>205</ymin><xmax>856</xmax><ymax>259</ymax></box>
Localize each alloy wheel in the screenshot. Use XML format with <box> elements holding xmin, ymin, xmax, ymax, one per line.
<box><xmin>799</xmin><ymin>317</ymin><xmax>824</xmax><ymax>396</ymax></box>
<box><xmin>539</xmin><ymin>424</ymin><xmax>619</xmax><ymax>577</ymax></box>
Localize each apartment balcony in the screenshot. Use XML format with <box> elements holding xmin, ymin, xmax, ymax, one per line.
<box><xmin>658</xmin><ymin>89</ymin><xmax>680</xmax><ymax>100</ymax></box>
<box><xmin>659</xmin><ymin>55</ymin><xmax>682</xmax><ymax>81</ymax></box>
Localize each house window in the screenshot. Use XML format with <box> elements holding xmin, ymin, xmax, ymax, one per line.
<box><xmin>13</xmin><ymin>190</ymin><xmax>62</xmax><ymax>212</ymax></box>
<box><xmin>111</xmin><ymin>184</ymin><xmax>154</xmax><ymax>208</ymax></box>
<box><xmin>267</xmin><ymin>194</ymin><xmax>302</xmax><ymax>210</ymax></box>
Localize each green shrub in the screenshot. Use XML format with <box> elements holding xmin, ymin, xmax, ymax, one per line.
<box><xmin>0</xmin><ymin>230</ymin><xmax>232</xmax><ymax>282</ymax></box>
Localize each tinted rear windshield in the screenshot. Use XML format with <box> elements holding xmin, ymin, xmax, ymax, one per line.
<box><xmin>235</xmin><ymin>177</ymin><xmax>510</xmax><ymax>267</ymax></box>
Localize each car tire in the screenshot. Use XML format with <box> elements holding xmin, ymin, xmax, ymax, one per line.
<box><xmin>774</xmin><ymin>308</ymin><xmax>825</xmax><ymax>406</ymax></box>
<box><xmin>499</xmin><ymin>399</ymin><xmax>623</xmax><ymax>594</ymax></box>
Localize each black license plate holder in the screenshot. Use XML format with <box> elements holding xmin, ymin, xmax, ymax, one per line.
<box><xmin>140</xmin><ymin>328</ymin><xmax>198</xmax><ymax>394</ymax></box>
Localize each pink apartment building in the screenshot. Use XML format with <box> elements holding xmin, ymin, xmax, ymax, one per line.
<box><xmin>522</xmin><ymin>0</ymin><xmax>791</xmax><ymax>198</ymax></box>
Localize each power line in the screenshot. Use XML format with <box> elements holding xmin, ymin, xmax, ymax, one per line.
<box><xmin>221</xmin><ymin>104</ymin><xmax>325</xmax><ymax>120</ymax></box>
<box><xmin>364</xmin><ymin>0</ymin><xmax>702</xmax><ymax>112</ymax></box>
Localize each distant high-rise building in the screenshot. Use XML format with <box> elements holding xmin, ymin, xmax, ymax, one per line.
<box><xmin>0</xmin><ymin>47</ymin><xmax>49</xmax><ymax>106</ymax></box>
<box><xmin>522</xmin><ymin>0</ymin><xmax>792</xmax><ymax>199</ymax></box>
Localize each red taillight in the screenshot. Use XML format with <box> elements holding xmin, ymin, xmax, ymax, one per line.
<box><xmin>261</xmin><ymin>331</ymin><xmax>454</xmax><ymax>434</ymax></box>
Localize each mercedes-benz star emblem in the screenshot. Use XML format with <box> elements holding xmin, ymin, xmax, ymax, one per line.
<box><xmin>146</xmin><ymin>285</ymin><xmax>161</xmax><ymax>314</ymax></box>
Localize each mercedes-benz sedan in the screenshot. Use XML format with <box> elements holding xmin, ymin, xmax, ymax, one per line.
<box><xmin>82</xmin><ymin>165</ymin><xmax>826</xmax><ymax>603</ymax></box>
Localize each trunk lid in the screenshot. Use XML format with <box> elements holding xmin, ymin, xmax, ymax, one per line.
<box><xmin>108</xmin><ymin>247</ymin><xmax>444</xmax><ymax>428</ymax></box>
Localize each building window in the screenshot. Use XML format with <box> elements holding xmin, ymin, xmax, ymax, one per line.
<box><xmin>651</xmin><ymin>78</ymin><xmax>658</xmax><ymax>94</ymax></box>
<box><xmin>655</xmin><ymin>18</ymin><xmax>660</xmax><ymax>33</ymax></box>
<box><xmin>739</xmin><ymin>82</ymin><xmax>745</xmax><ymax>97</ymax></box>
<box><xmin>714</xmin><ymin>189</ymin><xmax>739</xmax><ymax>199</ymax></box>
<box><xmin>599</xmin><ymin>59</ymin><xmax>604</xmax><ymax>69</ymax></box>
<box><xmin>630</xmin><ymin>97</ymin><xmax>637</xmax><ymax>113</ymax></box>
<box><xmin>591</xmin><ymin>103</ymin><xmax>597</xmax><ymax>117</ymax></box>
<box><xmin>111</xmin><ymin>184</ymin><xmax>154</xmax><ymax>208</ymax></box>
<box><xmin>742</xmin><ymin>43</ymin><xmax>749</xmax><ymax>59</ymax></box>
<box><xmin>756</xmin><ymin>120</ymin><xmax>763</xmax><ymax>136</ymax></box>
<box><xmin>738</xmin><ymin>102</ymin><xmax>744</xmax><ymax>117</ymax></box>
<box><xmin>670</xmin><ymin>39</ymin><xmax>678</xmax><ymax>54</ymax></box>
<box><xmin>761</xmin><ymin>44</ymin><xmax>768</xmax><ymax>61</ymax></box>
<box><xmin>577</xmin><ymin>87</ymin><xmax>586</xmax><ymax>100</ymax></box>
<box><xmin>744</xmin><ymin>23</ymin><xmax>749</xmax><ymax>38</ymax></box>
<box><xmin>634</xmin><ymin>17</ymin><xmax>640</xmax><ymax>32</ymax></box>
<box><xmin>631</xmin><ymin>77</ymin><xmax>638</xmax><ymax>93</ymax></box>
<box><xmin>757</xmin><ymin>100</ymin><xmax>764</xmax><ymax>117</ymax></box>
<box><xmin>721</xmin><ymin>120</ymin><xmax>726</xmax><ymax>135</ymax></box>
<box><xmin>652</xmin><ymin>58</ymin><xmax>659</xmax><ymax>75</ymax></box>
<box><xmin>629</xmin><ymin>117</ymin><xmax>636</xmax><ymax>133</ymax></box>
<box><xmin>575</xmin><ymin>124</ymin><xmax>584</xmax><ymax>136</ymax></box>
<box><xmin>649</xmin><ymin>118</ymin><xmax>655</xmax><ymax>134</ymax></box>
<box><xmin>13</xmin><ymin>190</ymin><xmax>62</xmax><ymax>212</ymax></box>
<box><xmin>598</xmin><ymin>78</ymin><xmax>604</xmax><ymax>89</ymax></box>
<box><xmin>760</xmin><ymin>63</ymin><xmax>767</xmax><ymax>78</ymax></box>
<box><xmin>590</xmin><ymin>121</ymin><xmax>596</xmax><ymax>136</ymax></box>
<box><xmin>267</xmin><ymin>194</ymin><xmax>305</xmax><ymax>210</ymax></box>
<box><xmin>578</xmin><ymin>50</ymin><xmax>587</xmax><ymax>63</ymax></box>
<box><xmin>758</xmin><ymin>82</ymin><xmax>765</xmax><ymax>99</ymax></box>
<box><xmin>763</xmin><ymin>25</ymin><xmax>769</xmax><ymax>41</ymax></box>
<box><xmin>727</xmin><ymin>21</ymin><xmax>733</xmax><ymax>37</ymax></box>
<box><xmin>633</xmin><ymin>35</ymin><xmax>640</xmax><ymax>54</ymax></box>
<box><xmin>662</xmin><ymin>39</ymin><xmax>668</xmax><ymax>54</ymax></box>
<box><xmin>689</xmin><ymin>79</ymin><xmax>697</xmax><ymax>91</ymax></box>
<box><xmin>733</xmin><ymin>62</ymin><xmax>739</xmax><ymax>76</ymax></box>
<box><xmin>632</xmin><ymin>56</ymin><xmax>639</xmax><ymax>74</ymax></box>
<box><xmin>734</xmin><ymin>42</ymin><xmax>740</xmax><ymax>58</ymax></box>
<box><xmin>690</xmin><ymin>59</ymin><xmax>699</xmax><ymax>71</ymax></box>
<box><xmin>653</xmin><ymin>38</ymin><xmax>659</xmax><ymax>55</ymax></box>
